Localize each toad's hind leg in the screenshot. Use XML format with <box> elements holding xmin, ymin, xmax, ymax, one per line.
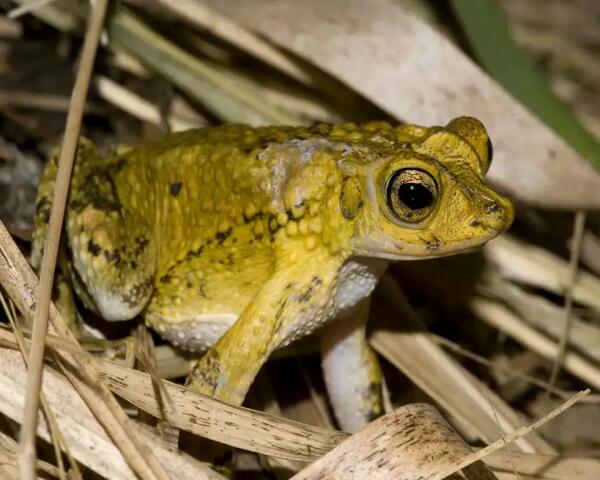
<box><xmin>33</xmin><ymin>139</ymin><xmax>157</xmax><ymax>321</ymax></box>
<box><xmin>321</xmin><ymin>298</ymin><xmax>383</xmax><ymax>432</ymax></box>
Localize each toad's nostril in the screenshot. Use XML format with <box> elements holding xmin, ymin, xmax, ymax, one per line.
<box><xmin>485</xmin><ymin>201</ymin><xmax>501</xmax><ymax>214</ymax></box>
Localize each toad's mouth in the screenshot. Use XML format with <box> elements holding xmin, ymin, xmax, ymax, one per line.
<box><xmin>353</xmin><ymin>229</ymin><xmax>506</xmax><ymax>261</ymax></box>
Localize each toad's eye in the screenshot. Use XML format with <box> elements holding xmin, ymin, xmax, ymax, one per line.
<box><xmin>484</xmin><ymin>137</ymin><xmax>493</xmax><ymax>173</ymax></box>
<box><xmin>386</xmin><ymin>169</ymin><xmax>438</xmax><ymax>223</ymax></box>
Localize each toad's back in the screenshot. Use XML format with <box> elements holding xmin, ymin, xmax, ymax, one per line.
<box><xmin>33</xmin><ymin>123</ymin><xmax>416</xmax><ymax>324</ymax></box>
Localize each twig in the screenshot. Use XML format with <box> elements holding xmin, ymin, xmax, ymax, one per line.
<box><xmin>7</xmin><ymin>0</ymin><xmax>57</xmax><ymax>19</ymax></box>
<box><xmin>457</xmin><ymin>389</ymin><xmax>590</xmax><ymax>472</ymax></box>
<box><xmin>17</xmin><ymin>1</ymin><xmax>109</xmax><ymax>478</ymax></box>
<box><xmin>547</xmin><ymin>210</ymin><xmax>586</xmax><ymax>390</ymax></box>
<box><xmin>0</xmin><ymin>90</ymin><xmax>102</xmax><ymax>113</ymax></box>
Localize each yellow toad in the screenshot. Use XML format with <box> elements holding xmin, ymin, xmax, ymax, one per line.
<box><xmin>33</xmin><ymin>117</ymin><xmax>513</xmax><ymax>432</ymax></box>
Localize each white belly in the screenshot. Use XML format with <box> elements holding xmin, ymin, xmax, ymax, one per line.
<box><xmin>334</xmin><ymin>258</ymin><xmax>389</xmax><ymax>315</ymax></box>
<box><xmin>153</xmin><ymin>257</ymin><xmax>389</xmax><ymax>352</ymax></box>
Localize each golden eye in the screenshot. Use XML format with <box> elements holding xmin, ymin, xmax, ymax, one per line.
<box><xmin>386</xmin><ymin>169</ymin><xmax>438</xmax><ymax>223</ymax></box>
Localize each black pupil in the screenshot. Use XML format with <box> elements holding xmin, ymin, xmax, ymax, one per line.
<box><xmin>486</xmin><ymin>137</ymin><xmax>494</xmax><ymax>165</ymax></box>
<box><xmin>398</xmin><ymin>183</ymin><xmax>433</xmax><ymax>210</ymax></box>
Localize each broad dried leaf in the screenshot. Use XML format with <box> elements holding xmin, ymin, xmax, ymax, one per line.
<box><xmin>203</xmin><ymin>0</ymin><xmax>600</xmax><ymax>208</ymax></box>
<box><xmin>290</xmin><ymin>403</ymin><xmax>495</xmax><ymax>480</ymax></box>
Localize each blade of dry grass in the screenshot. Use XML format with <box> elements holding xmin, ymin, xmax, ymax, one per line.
<box><xmin>0</xmin><ymin>347</ymin><xmax>226</xmax><ymax>479</ymax></box>
<box><xmin>94</xmin><ymin>75</ymin><xmax>203</xmax><ymax>131</ymax></box>
<box><xmin>1</xmin><ymin>293</ymin><xmax>78</xmax><ymax>480</ymax></box>
<box><xmin>0</xmin><ymin>14</ymin><xmax>22</xmax><ymax>37</ymax></box>
<box><xmin>9</xmin><ymin>0</ymin><xmax>81</xmax><ymax>32</ymax></box>
<box><xmin>147</xmin><ymin>0</ymin><xmax>315</xmax><ymax>85</ymax></box>
<box><xmin>10</xmin><ymin>1</ymin><xmax>306</xmax><ymax>125</ymax></box>
<box><xmin>431</xmin><ymin>334</ymin><xmax>599</xmax><ymax>403</ymax></box>
<box><xmin>7</xmin><ymin>0</ymin><xmax>57</xmax><ymax>19</ymax></box>
<box><xmin>203</xmin><ymin>0</ymin><xmax>600</xmax><ymax>208</ymax></box>
<box><xmin>0</xmin><ymin>90</ymin><xmax>102</xmax><ymax>113</ymax></box>
<box><xmin>548</xmin><ymin>211</ymin><xmax>586</xmax><ymax>389</ymax></box>
<box><xmin>481</xmin><ymin>276</ymin><xmax>600</xmax><ymax>365</ymax></box>
<box><xmin>456</xmin><ymin>391</ymin><xmax>588</xmax><ymax>479</ymax></box>
<box><xmin>0</xmin><ymin>430</ymin><xmax>61</xmax><ymax>479</ymax></box>
<box><xmin>486</xmin><ymin>450</ymin><xmax>600</xmax><ymax>480</ymax></box>
<box><xmin>485</xmin><ymin>235</ymin><xmax>600</xmax><ymax>311</ymax></box>
<box><xmin>19</xmin><ymin>2</ymin><xmax>109</xmax><ymax>478</ymax></box>
<box><xmin>0</xmin><ymin>221</ymin><xmax>171</xmax><ymax>479</ymax></box>
<box><xmin>0</xmin><ymin>320</ymin><xmax>595</xmax><ymax>478</ymax></box>
<box><xmin>107</xmin><ymin>7</ymin><xmax>301</xmax><ymax>125</ymax></box>
<box><xmin>0</xmin><ymin>325</ymin><xmax>344</xmax><ymax>462</ymax></box>
<box><xmin>471</xmin><ymin>298</ymin><xmax>600</xmax><ymax>390</ymax></box>
<box><xmin>98</xmin><ymin>359</ymin><xmax>347</xmax><ymax>461</ymax></box>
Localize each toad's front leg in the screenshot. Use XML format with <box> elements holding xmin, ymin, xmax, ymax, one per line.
<box><xmin>321</xmin><ymin>297</ymin><xmax>384</xmax><ymax>432</ymax></box>
<box><xmin>186</xmin><ymin>249</ymin><xmax>342</xmax><ymax>405</ymax></box>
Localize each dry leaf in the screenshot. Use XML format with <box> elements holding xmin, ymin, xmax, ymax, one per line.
<box><xmin>203</xmin><ymin>0</ymin><xmax>600</xmax><ymax>208</ymax></box>
<box><xmin>290</xmin><ymin>403</ymin><xmax>495</xmax><ymax>480</ymax></box>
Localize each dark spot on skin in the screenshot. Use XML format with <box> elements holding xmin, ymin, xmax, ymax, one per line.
<box><xmin>159</xmin><ymin>275</ymin><xmax>171</xmax><ymax>284</ymax></box>
<box><xmin>102</xmin><ymin>249</ymin><xmax>121</xmax><ymax>264</ymax></box>
<box><xmin>425</xmin><ymin>237</ymin><xmax>442</xmax><ymax>251</ymax></box>
<box><xmin>285</xmin><ymin>206</ymin><xmax>305</xmax><ymax>221</ymax></box>
<box><xmin>135</xmin><ymin>236</ymin><xmax>149</xmax><ymax>249</ymax></box>
<box><xmin>242</xmin><ymin>211</ymin><xmax>265</xmax><ymax>224</ymax></box>
<box><xmin>70</xmin><ymin>170</ymin><xmax>122</xmax><ymax>214</ymax></box>
<box><xmin>42</xmin><ymin>210</ymin><xmax>51</xmax><ymax>223</ymax></box>
<box><xmin>121</xmin><ymin>277</ymin><xmax>153</xmax><ymax>308</ymax></box>
<box><xmin>184</xmin><ymin>245</ymin><xmax>204</xmax><ymax>261</ymax></box>
<box><xmin>215</xmin><ymin>228</ymin><xmax>232</xmax><ymax>245</ymax></box>
<box><xmin>133</xmin><ymin>237</ymin><xmax>150</xmax><ymax>257</ymax></box>
<box><xmin>170</xmin><ymin>182</ymin><xmax>182</xmax><ymax>197</ymax></box>
<box><xmin>295</xmin><ymin>276</ymin><xmax>322</xmax><ymax>303</ymax></box>
<box><xmin>112</xmin><ymin>158</ymin><xmax>126</xmax><ymax>173</ymax></box>
<box><xmin>130</xmin><ymin>261</ymin><xmax>137</xmax><ymax>270</ymax></box>
<box><xmin>271</xmin><ymin>288</ymin><xmax>291</xmax><ymax>338</ymax></box>
<box><xmin>188</xmin><ymin>350</ymin><xmax>221</xmax><ymax>395</ymax></box>
<box><xmin>198</xmin><ymin>281</ymin><xmax>208</xmax><ymax>298</ymax></box>
<box><xmin>36</xmin><ymin>197</ymin><xmax>52</xmax><ymax>224</ymax></box>
<box><xmin>308</xmin><ymin>123</ymin><xmax>332</xmax><ymax>136</ymax></box>
<box><xmin>87</xmin><ymin>240</ymin><xmax>101</xmax><ymax>256</ymax></box>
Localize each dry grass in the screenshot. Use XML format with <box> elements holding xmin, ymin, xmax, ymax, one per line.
<box><xmin>0</xmin><ymin>0</ymin><xmax>599</xmax><ymax>478</ymax></box>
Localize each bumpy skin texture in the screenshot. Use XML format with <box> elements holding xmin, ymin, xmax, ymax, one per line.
<box><xmin>32</xmin><ymin>117</ymin><xmax>513</xmax><ymax>430</ymax></box>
